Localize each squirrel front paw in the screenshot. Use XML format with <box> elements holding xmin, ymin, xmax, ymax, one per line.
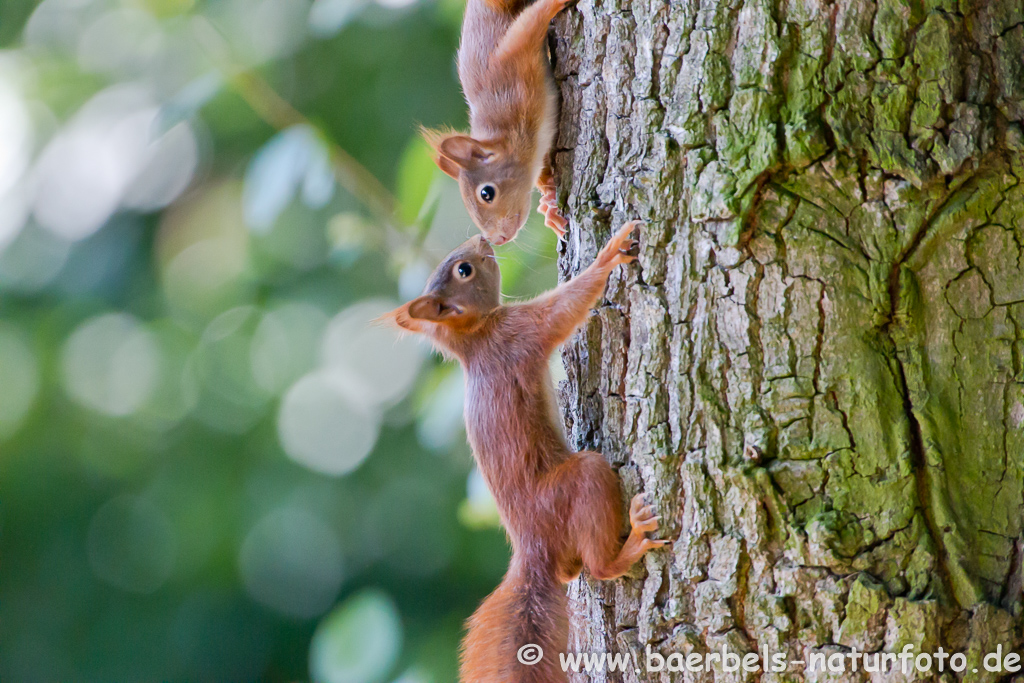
<box><xmin>597</xmin><ymin>221</ymin><xmax>641</xmax><ymax>269</ymax></box>
<box><xmin>537</xmin><ymin>192</ymin><xmax>568</xmax><ymax>237</ymax></box>
<box><xmin>536</xmin><ymin>170</ymin><xmax>567</xmax><ymax>238</ymax></box>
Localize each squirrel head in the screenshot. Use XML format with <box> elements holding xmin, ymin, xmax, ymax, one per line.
<box><xmin>424</xmin><ymin>131</ymin><xmax>533</xmax><ymax>246</ymax></box>
<box><xmin>385</xmin><ymin>235</ymin><xmax>501</xmax><ymax>335</ymax></box>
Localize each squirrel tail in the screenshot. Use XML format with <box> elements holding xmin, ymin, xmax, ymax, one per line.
<box><xmin>460</xmin><ymin>559</ymin><xmax>568</xmax><ymax>683</ymax></box>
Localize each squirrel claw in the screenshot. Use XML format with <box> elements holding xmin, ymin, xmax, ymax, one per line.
<box><xmin>598</xmin><ymin>221</ymin><xmax>642</xmax><ymax>268</ymax></box>
<box><xmin>546</xmin><ymin>215</ymin><xmax>568</xmax><ymax>238</ymax></box>
<box><xmin>538</xmin><ymin>202</ymin><xmax>567</xmax><ymax>237</ymax></box>
<box><xmin>536</xmin><ymin>178</ymin><xmax>568</xmax><ymax>237</ymax></box>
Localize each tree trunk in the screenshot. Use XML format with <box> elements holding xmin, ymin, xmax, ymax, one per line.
<box><xmin>551</xmin><ymin>0</ymin><xmax>1024</xmax><ymax>678</ymax></box>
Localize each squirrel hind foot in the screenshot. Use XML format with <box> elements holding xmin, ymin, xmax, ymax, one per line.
<box><xmin>628</xmin><ymin>493</ymin><xmax>660</xmax><ymax>534</ymax></box>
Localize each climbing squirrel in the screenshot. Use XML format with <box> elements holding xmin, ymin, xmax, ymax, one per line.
<box><xmin>422</xmin><ymin>0</ymin><xmax>571</xmax><ymax>245</ymax></box>
<box><xmin>384</xmin><ymin>221</ymin><xmax>665</xmax><ymax>682</ymax></box>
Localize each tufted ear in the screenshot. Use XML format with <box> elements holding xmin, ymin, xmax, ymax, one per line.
<box><xmin>422</xmin><ymin>128</ymin><xmax>490</xmax><ymax>178</ymax></box>
<box><xmin>379</xmin><ymin>296</ymin><xmax>462</xmax><ymax>333</ymax></box>
<box><xmin>437</xmin><ymin>135</ymin><xmax>494</xmax><ymax>168</ymax></box>
<box><xmin>434</xmin><ymin>154</ymin><xmax>461</xmax><ymax>179</ymax></box>
<box><xmin>407</xmin><ymin>295</ymin><xmax>462</xmax><ymax>322</ymax></box>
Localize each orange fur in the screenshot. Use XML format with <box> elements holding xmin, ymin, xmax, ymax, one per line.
<box><xmin>385</xmin><ymin>223</ymin><xmax>666</xmax><ymax>683</ymax></box>
<box><xmin>423</xmin><ymin>0</ymin><xmax>570</xmax><ymax>243</ymax></box>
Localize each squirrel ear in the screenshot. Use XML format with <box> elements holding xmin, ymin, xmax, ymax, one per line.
<box><xmin>376</xmin><ymin>303</ymin><xmax>423</xmax><ymax>333</ymax></box>
<box><xmin>438</xmin><ymin>136</ymin><xmax>494</xmax><ymax>168</ymax></box>
<box><xmin>378</xmin><ymin>296</ymin><xmax>461</xmax><ymax>332</ymax></box>
<box><xmin>434</xmin><ymin>154</ymin><xmax>461</xmax><ymax>180</ymax></box>
<box><xmin>407</xmin><ymin>295</ymin><xmax>461</xmax><ymax>322</ymax></box>
<box><xmin>377</xmin><ymin>298</ymin><xmax>440</xmax><ymax>332</ymax></box>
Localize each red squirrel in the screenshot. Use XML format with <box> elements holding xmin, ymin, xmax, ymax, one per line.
<box><xmin>421</xmin><ymin>0</ymin><xmax>571</xmax><ymax>245</ymax></box>
<box><xmin>384</xmin><ymin>221</ymin><xmax>665</xmax><ymax>682</ymax></box>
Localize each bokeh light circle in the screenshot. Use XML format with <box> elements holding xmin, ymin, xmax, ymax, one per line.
<box><xmin>309</xmin><ymin>589</ymin><xmax>402</xmax><ymax>683</ymax></box>
<box><xmin>238</xmin><ymin>505</ymin><xmax>344</xmax><ymax>619</ymax></box>
<box><xmin>0</xmin><ymin>324</ymin><xmax>39</xmax><ymax>439</ymax></box>
<box><xmin>31</xmin><ymin>86</ymin><xmax>197</xmax><ymax>242</ymax></box>
<box><xmin>277</xmin><ymin>371</ymin><xmax>381</xmax><ymax>476</ymax></box>
<box><xmin>250</xmin><ymin>302</ymin><xmax>328</xmax><ymax>395</ymax></box>
<box><xmin>61</xmin><ymin>313</ymin><xmax>161</xmax><ymax>416</ymax></box>
<box><xmin>320</xmin><ymin>298</ymin><xmax>424</xmax><ymax>410</ymax></box>
<box><xmin>0</xmin><ymin>69</ymin><xmax>33</xmax><ymax>216</ymax></box>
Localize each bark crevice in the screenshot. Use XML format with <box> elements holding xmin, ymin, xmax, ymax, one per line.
<box><xmin>555</xmin><ymin>0</ymin><xmax>1024</xmax><ymax>675</ymax></box>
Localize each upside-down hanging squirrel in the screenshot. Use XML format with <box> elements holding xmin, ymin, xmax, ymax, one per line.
<box><xmin>384</xmin><ymin>221</ymin><xmax>666</xmax><ymax>682</ymax></box>
<box><xmin>422</xmin><ymin>0</ymin><xmax>571</xmax><ymax>244</ymax></box>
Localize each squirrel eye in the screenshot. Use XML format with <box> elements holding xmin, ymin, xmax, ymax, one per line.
<box><xmin>479</xmin><ymin>185</ymin><xmax>496</xmax><ymax>203</ymax></box>
<box><xmin>455</xmin><ymin>261</ymin><xmax>474</xmax><ymax>279</ymax></box>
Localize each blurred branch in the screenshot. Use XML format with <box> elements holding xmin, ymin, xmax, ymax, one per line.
<box><xmin>194</xmin><ymin>18</ymin><xmax>402</xmax><ymax>234</ymax></box>
<box><xmin>228</xmin><ymin>71</ymin><xmax>399</xmax><ymax>228</ymax></box>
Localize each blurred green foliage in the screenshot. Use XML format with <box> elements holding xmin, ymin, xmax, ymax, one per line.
<box><xmin>0</xmin><ymin>0</ymin><xmax>558</xmax><ymax>680</ymax></box>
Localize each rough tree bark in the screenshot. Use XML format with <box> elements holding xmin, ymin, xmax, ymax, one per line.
<box><xmin>550</xmin><ymin>0</ymin><xmax>1024</xmax><ymax>679</ymax></box>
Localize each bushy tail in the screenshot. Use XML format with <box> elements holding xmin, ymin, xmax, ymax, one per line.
<box><xmin>460</xmin><ymin>561</ymin><xmax>567</xmax><ymax>683</ymax></box>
